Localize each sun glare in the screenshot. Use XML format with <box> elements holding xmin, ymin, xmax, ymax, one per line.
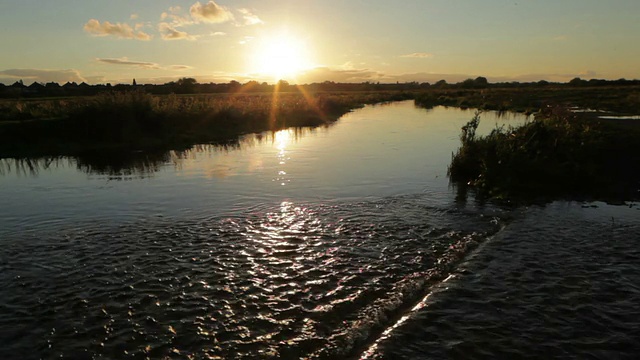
<box><xmin>252</xmin><ymin>34</ymin><xmax>311</xmax><ymax>81</ymax></box>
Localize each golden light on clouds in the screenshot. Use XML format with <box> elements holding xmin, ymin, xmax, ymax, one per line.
<box><xmin>190</xmin><ymin>1</ymin><xmax>233</xmax><ymax>24</ymax></box>
<box><xmin>83</xmin><ymin>19</ymin><xmax>151</xmax><ymax>40</ymax></box>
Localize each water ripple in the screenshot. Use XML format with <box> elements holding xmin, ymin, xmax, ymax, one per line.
<box><xmin>0</xmin><ymin>195</ymin><xmax>504</xmax><ymax>359</ymax></box>
<box><xmin>368</xmin><ymin>203</ymin><xmax>640</xmax><ymax>359</ymax></box>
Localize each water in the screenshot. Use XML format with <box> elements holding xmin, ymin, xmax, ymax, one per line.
<box><xmin>1</xmin><ymin>101</ymin><xmax>638</xmax><ymax>359</ymax></box>
<box><xmin>363</xmin><ymin>203</ymin><xmax>640</xmax><ymax>359</ymax></box>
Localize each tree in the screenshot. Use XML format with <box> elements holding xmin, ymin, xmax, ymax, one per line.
<box><xmin>568</xmin><ymin>77</ymin><xmax>587</xmax><ymax>87</ymax></box>
<box><xmin>474</xmin><ymin>76</ymin><xmax>488</xmax><ymax>88</ymax></box>
<box><xmin>175</xmin><ymin>77</ymin><xmax>198</xmax><ymax>93</ymax></box>
<box><xmin>434</xmin><ymin>79</ymin><xmax>448</xmax><ymax>88</ymax></box>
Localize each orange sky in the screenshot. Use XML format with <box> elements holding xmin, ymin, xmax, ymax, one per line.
<box><xmin>1</xmin><ymin>0</ymin><xmax>639</xmax><ymax>84</ymax></box>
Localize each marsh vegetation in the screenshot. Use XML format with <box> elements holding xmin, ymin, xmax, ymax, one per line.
<box><xmin>2</xmin><ymin>79</ymin><xmax>640</xmax><ymax>202</ymax></box>
<box><xmin>0</xmin><ymin>90</ymin><xmax>411</xmax><ymax>158</ymax></box>
<box><xmin>448</xmin><ymin>107</ymin><xmax>640</xmax><ymax>202</ymax></box>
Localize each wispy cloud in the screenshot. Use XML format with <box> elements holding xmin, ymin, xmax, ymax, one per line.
<box><xmin>130</xmin><ymin>14</ymin><xmax>139</xmax><ymax>20</ymax></box>
<box><xmin>238</xmin><ymin>8</ymin><xmax>263</xmax><ymax>25</ymax></box>
<box><xmin>296</xmin><ymin>66</ymin><xmax>384</xmax><ymax>83</ymax></box>
<box><xmin>190</xmin><ymin>1</ymin><xmax>234</xmax><ymax>23</ymax></box>
<box><xmin>400</xmin><ymin>52</ymin><xmax>434</xmax><ymax>58</ymax></box>
<box><xmin>158</xmin><ymin>23</ymin><xmax>197</xmax><ymax>40</ymax></box>
<box><xmin>83</xmin><ymin>19</ymin><xmax>152</xmax><ymax>40</ymax></box>
<box><xmin>210</xmin><ymin>31</ymin><xmax>226</xmax><ymax>36</ymax></box>
<box><xmin>169</xmin><ymin>65</ymin><xmax>194</xmax><ymax>70</ymax></box>
<box><xmin>97</xmin><ymin>58</ymin><xmax>161</xmax><ymax>69</ymax></box>
<box><xmin>96</xmin><ymin>58</ymin><xmax>193</xmax><ymax>72</ymax></box>
<box><xmin>0</xmin><ymin>69</ymin><xmax>87</xmax><ymax>84</ymax></box>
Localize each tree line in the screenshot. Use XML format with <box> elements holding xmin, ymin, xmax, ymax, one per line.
<box><xmin>1</xmin><ymin>76</ymin><xmax>639</xmax><ymax>98</ymax></box>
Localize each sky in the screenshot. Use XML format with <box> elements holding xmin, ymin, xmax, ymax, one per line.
<box><xmin>1</xmin><ymin>0</ymin><xmax>639</xmax><ymax>85</ymax></box>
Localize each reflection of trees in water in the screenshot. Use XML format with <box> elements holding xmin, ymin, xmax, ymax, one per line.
<box><xmin>0</xmin><ymin>153</ymin><xmax>172</xmax><ymax>178</ymax></box>
<box><xmin>0</xmin><ymin>126</ymin><xmax>322</xmax><ymax>178</ymax></box>
<box><xmin>0</xmin><ymin>157</ymin><xmax>70</xmax><ymax>176</ymax></box>
<box><xmin>74</xmin><ymin>150</ymin><xmax>178</xmax><ymax>178</ymax></box>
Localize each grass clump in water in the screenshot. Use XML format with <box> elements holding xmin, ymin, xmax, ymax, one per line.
<box><xmin>449</xmin><ymin>106</ymin><xmax>640</xmax><ymax>201</ymax></box>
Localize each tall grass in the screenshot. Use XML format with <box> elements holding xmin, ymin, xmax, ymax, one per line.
<box><xmin>0</xmin><ymin>90</ymin><xmax>411</xmax><ymax>158</ymax></box>
<box><xmin>449</xmin><ymin>106</ymin><xmax>640</xmax><ymax>201</ymax></box>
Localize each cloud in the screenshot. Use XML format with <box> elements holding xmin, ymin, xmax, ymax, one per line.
<box><xmin>84</xmin><ymin>19</ymin><xmax>152</xmax><ymax>40</ymax></box>
<box><xmin>293</xmin><ymin>66</ymin><xmax>486</xmax><ymax>84</ymax></box>
<box><xmin>496</xmin><ymin>70</ymin><xmax>599</xmax><ymax>83</ymax></box>
<box><xmin>160</xmin><ymin>9</ymin><xmax>192</xmax><ymax>26</ymax></box>
<box><xmin>296</xmin><ymin>66</ymin><xmax>384</xmax><ymax>83</ymax></box>
<box><xmin>169</xmin><ymin>65</ymin><xmax>194</xmax><ymax>70</ymax></box>
<box><xmin>210</xmin><ymin>31</ymin><xmax>226</xmax><ymax>36</ymax></box>
<box><xmin>400</xmin><ymin>52</ymin><xmax>434</xmax><ymax>58</ymax></box>
<box><xmin>97</xmin><ymin>58</ymin><xmax>193</xmax><ymax>72</ymax></box>
<box><xmin>238</xmin><ymin>8</ymin><xmax>263</xmax><ymax>25</ymax></box>
<box><xmin>0</xmin><ymin>69</ymin><xmax>87</xmax><ymax>84</ymax></box>
<box><xmin>97</xmin><ymin>58</ymin><xmax>161</xmax><ymax>69</ymax></box>
<box><xmin>190</xmin><ymin>1</ymin><xmax>233</xmax><ymax>23</ymax></box>
<box><xmin>130</xmin><ymin>14</ymin><xmax>139</xmax><ymax>20</ymax></box>
<box><xmin>127</xmin><ymin>71</ymin><xmax>272</xmax><ymax>85</ymax></box>
<box><xmin>389</xmin><ymin>72</ymin><xmax>473</xmax><ymax>83</ymax></box>
<box><xmin>159</xmin><ymin>23</ymin><xmax>197</xmax><ymax>40</ymax></box>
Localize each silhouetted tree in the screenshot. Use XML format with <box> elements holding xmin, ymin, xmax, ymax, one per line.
<box><xmin>568</xmin><ymin>77</ymin><xmax>588</xmax><ymax>87</ymax></box>
<box><xmin>474</xmin><ymin>76</ymin><xmax>488</xmax><ymax>88</ymax></box>
<box><xmin>175</xmin><ymin>77</ymin><xmax>198</xmax><ymax>93</ymax></box>
<box><xmin>434</xmin><ymin>79</ymin><xmax>448</xmax><ymax>88</ymax></box>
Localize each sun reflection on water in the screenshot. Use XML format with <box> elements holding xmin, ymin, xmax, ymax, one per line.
<box><xmin>274</xmin><ymin>129</ymin><xmax>293</xmax><ymax>186</ymax></box>
<box><xmin>274</xmin><ymin>129</ymin><xmax>291</xmax><ymax>151</ymax></box>
<box><xmin>242</xmin><ymin>200</ymin><xmax>328</xmax><ymax>311</ymax></box>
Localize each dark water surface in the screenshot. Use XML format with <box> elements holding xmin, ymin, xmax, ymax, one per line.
<box><xmin>1</xmin><ymin>102</ymin><xmax>638</xmax><ymax>359</ymax></box>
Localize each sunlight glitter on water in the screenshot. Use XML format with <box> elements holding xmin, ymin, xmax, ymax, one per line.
<box><xmin>0</xmin><ymin>103</ymin><xmax>539</xmax><ymax>359</ymax></box>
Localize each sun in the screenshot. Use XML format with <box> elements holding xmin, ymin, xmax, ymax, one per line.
<box><xmin>252</xmin><ymin>34</ymin><xmax>311</xmax><ymax>81</ymax></box>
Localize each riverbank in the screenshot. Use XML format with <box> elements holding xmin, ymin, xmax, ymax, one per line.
<box><xmin>0</xmin><ymin>91</ymin><xmax>412</xmax><ymax>158</ymax></box>
<box><xmin>2</xmin><ymin>85</ymin><xmax>639</xmax><ymax>160</ymax></box>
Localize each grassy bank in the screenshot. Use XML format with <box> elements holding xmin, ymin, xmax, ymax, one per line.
<box><xmin>448</xmin><ymin>107</ymin><xmax>640</xmax><ymax>202</ymax></box>
<box><xmin>0</xmin><ymin>90</ymin><xmax>412</xmax><ymax>158</ymax></box>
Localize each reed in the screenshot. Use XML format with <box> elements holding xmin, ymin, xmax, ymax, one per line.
<box><xmin>0</xmin><ymin>90</ymin><xmax>410</xmax><ymax>158</ymax></box>
<box><xmin>449</xmin><ymin>106</ymin><xmax>640</xmax><ymax>201</ymax></box>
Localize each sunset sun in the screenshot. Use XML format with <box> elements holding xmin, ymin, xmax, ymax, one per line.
<box><xmin>252</xmin><ymin>34</ymin><xmax>311</xmax><ymax>80</ymax></box>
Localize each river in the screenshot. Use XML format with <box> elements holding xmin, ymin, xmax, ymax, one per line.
<box><xmin>1</xmin><ymin>101</ymin><xmax>638</xmax><ymax>359</ymax></box>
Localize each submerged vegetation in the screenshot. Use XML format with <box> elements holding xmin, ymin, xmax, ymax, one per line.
<box><xmin>449</xmin><ymin>107</ymin><xmax>640</xmax><ymax>202</ymax></box>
